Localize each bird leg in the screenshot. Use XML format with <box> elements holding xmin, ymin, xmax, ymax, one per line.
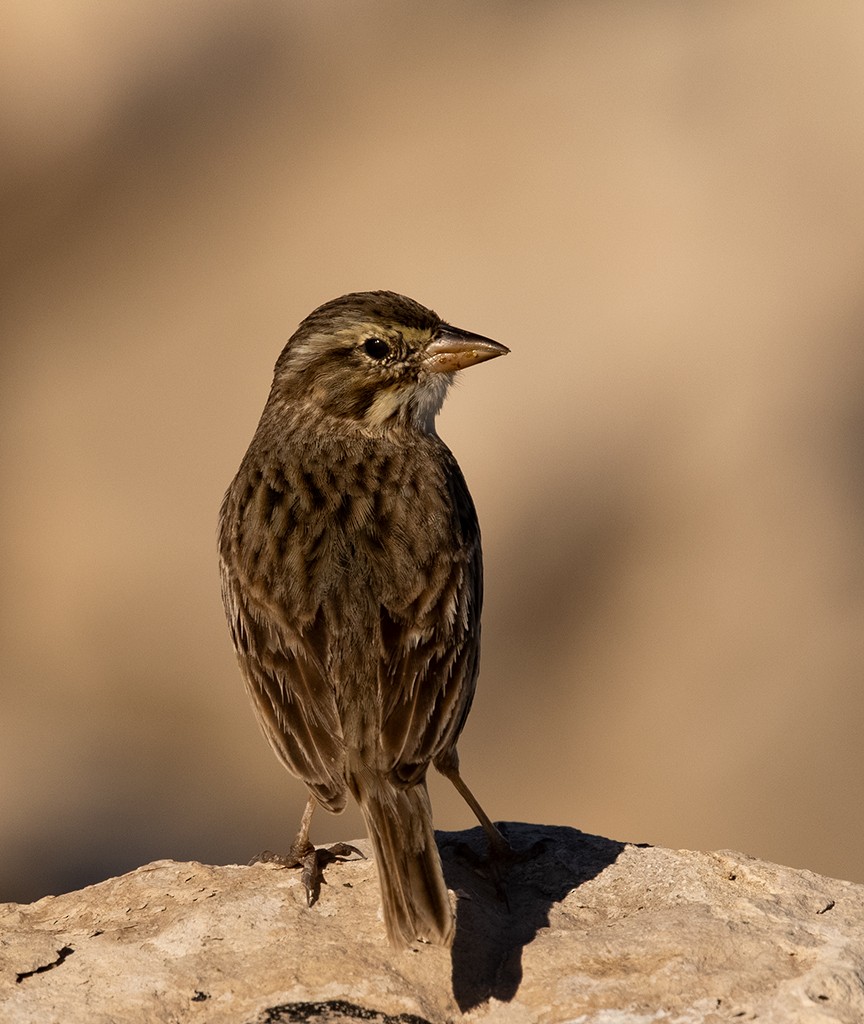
<box><xmin>437</xmin><ymin>762</ymin><xmax>511</xmax><ymax>859</ymax></box>
<box><xmin>438</xmin><ymin>761</ymin><xmax>550</xmax><ymax>916</ymax></box>
<box><xmin>251</xmin><ymin>794</ymin><xmax>364</xmax><ymax>906</ymax></box>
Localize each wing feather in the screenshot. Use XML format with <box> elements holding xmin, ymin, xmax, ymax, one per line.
<box><xmin>220</xmin><ymin>547</ymin><xmax>347</xmax><ymax>812</ymax></box>
<box><xmin>376</xmin><ymin>465</ymin><xmax>483</xmax><ymax>784</ymax></box>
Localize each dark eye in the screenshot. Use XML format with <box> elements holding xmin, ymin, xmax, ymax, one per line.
<box><xmin>363</xmin><ymin>337</ymin><xmax>391</xmax><ymax>360</ymax></box>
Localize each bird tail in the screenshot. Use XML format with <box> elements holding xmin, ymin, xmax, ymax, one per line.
<box><xmin>353</xmin><ymin>775</ymin><xmax>454</xmax><ymax>948</ymax></box>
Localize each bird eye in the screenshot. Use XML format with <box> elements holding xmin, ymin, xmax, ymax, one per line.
<box><xmin>363</xmin><ymin>337</ymin><xmax>391</xmax><ymax>360</ymax></box>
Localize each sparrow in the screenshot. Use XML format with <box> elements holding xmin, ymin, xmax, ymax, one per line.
<box><xmin>218</xmin><ymin>290</ymin><xmax>509</xmax><ymax>947</ymax></box>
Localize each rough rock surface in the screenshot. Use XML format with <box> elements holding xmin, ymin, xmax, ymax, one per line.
<box><xmin>2</xmin><ymin>824</ymin><xmax>863</xmax><ymax>1023</ymax></box>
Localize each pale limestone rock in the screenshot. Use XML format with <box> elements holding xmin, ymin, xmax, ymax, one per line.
<box><xmin>1</xmin><ymin>825</ymin><xmax>863</xmax><ymax>1023</ymax></box>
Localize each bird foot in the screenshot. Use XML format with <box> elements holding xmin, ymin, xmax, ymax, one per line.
<box><xmin>251</xmin><ymin>842</ymin><xmax>365</xmax><ymax>906</ymax></box>
<box><xmin>453</xmin><ymin>823</ymin><xmax>538</xmax><ymax>868</ymax></box>
<box><xmin>451</xmin><ymin>826</ymin><xmax>547</xmax><ymax>906</ymax></box>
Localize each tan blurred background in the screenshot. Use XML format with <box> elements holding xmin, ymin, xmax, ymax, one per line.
<box><xmin>2</xmin><ymin>1</ymin><xmax>864</xmax><ymax>905</ymax></box>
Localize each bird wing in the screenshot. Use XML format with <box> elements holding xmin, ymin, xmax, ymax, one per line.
<box><xmin>220</xmin><ymin>559</ymin><xmax>347</xmax><ymax>812</ymax></box>
<box><xmin>375</xmin><ymin>482</ymin><xmax>484</xmax><ymax>786</ymax></box>
<box><xmin>377</xmin><ymin>610</ymin><xmax>480</xmax><ymax>786</ymax></box>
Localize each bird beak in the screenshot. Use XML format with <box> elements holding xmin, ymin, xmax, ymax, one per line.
<box><xmin>424</xmin><ymin>326</ymin><xmax>510</xmax><ymax>374</ymax></box>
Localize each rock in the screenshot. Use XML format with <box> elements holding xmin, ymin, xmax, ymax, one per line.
<box><xmin>1</xmin><ymin>824</ymin><xmax>863</xmax><ymax>1023</ymax></box>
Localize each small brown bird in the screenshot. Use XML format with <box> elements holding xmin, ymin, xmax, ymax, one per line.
<box><xmin>218</xmin><ymin>291</ymin><xmax>509</xmax><ymax>947</ymax></box>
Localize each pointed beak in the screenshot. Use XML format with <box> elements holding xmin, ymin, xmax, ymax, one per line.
<box><xmin>424</xmin><ymin>326</ymin><xmax>510</xmax><ymax>374</ymax></box>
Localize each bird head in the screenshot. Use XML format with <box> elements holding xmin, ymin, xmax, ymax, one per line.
<box><xmin>269</xmin><ymin>291</ymin><xmax>508</xmax><ymax>433</ymax></box>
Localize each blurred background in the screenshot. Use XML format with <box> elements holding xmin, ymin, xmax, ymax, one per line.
<box><xmin>2</xmin><ymin>1</ymin><xmax>864</xmax><ymax>905</ymax></box>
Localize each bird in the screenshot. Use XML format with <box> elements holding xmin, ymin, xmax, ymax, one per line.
<box><xmin>218</xmin><ymin>290</ymin><xmax>509</xmax><ymax>948</ymax></box>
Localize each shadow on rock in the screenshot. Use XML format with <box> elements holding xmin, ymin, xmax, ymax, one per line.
<box><xmin>438</xmin><ymin>823</ymin><xmax>626</xmax><ymax>1011</ymax></box>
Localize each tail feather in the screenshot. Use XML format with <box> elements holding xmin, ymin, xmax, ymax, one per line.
<box><xmin>355</xmin><ymin>777</ymin><xmax>454</xmax><ymax>948</ymax></box>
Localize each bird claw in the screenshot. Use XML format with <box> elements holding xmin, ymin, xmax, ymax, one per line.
<box><xmin>250</xmin><ymin>842</ymin><xmax>365</xmax><ymax>906</ymax></box>
<box><xmin>319</xmin><ymin>841</ymin><xmax>365</xmax><ymax>862</ymax></box>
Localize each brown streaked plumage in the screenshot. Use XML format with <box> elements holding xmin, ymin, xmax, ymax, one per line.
<box><xmin>218</xmin><ymin>290</ymin><xmax>509</xmax><ymax>947</ymax></box>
